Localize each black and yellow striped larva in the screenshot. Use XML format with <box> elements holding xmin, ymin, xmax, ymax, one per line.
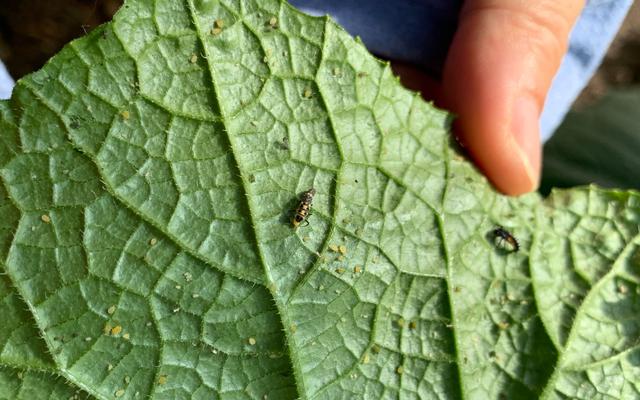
<box><xmin>292</xmin><ymin>188</ymin><xmax>316</xmax><ymax>229</ymax></box>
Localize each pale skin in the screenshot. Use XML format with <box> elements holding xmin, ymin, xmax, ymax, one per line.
<box><xmin>395</xmin><ymin>0</ymin><xmax>585</xmax><ymax>195</ymax></box>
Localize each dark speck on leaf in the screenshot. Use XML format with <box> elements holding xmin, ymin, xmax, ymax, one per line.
<box><xmin>276</xmin><ymin>137</ymin><xmax>289</xmax><ymax>150</ymax></box>
<box><xmin>68</xmin><ymin>116</ymin><xmax>82</xmax><ymax>129</ymax></box>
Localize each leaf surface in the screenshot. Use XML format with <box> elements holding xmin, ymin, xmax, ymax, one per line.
<box><xmin>0</xmin><ymin>1</ymin><xmax>639</xmax><ymax>399</ymax></box>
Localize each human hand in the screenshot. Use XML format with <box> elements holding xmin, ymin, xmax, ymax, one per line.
<box><xmin>396</xmin><ymin>1</ymin><xmax>585</xmax><ymax>195</ymax></box>
<box><xmin>444</xmin><ymin>0</ymin><xmax>586</xmax><ymax>195</ymax></box>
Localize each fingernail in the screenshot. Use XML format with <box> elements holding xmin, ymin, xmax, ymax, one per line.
<box><xmin>511</xmin><ymin>96</ymin><xmax>541</xmax><ymax>191</ymax></box>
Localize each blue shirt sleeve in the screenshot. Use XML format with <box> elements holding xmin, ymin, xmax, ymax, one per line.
<box><xmin>541</xmin><ymin>0</ymin><xmax>633</xmax><ymax>141</ymax></box>
<box><xmin>290</xmin><ymin>0</ymin><xmax>633</xmax><ymax>142</ymax></box>
<box><xmin>0</xmin><ymin>60</ymin><xmax>14</xmax><ymax>100</ymax></box>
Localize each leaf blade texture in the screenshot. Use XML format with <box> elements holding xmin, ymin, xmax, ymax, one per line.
<box><xmin>0</xmin><ymin>0</ymin><xmax>639</xmax><ymax>399</ymax></box>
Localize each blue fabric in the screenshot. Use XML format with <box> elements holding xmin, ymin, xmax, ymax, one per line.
<box><xmin>541</xmin><ymin>0</ymin><xmax>633</xmax><ymax>141</ymax></box>
<box><xmin>291</xmin><ymin>0</ymin><xmax>633</xmax><ymax>142</ymax></box>
<box><xmin>0</xmin><ymin>60</ymin><xmax>13</xmax><ymax>100</ymax></box>
<box><xmin>290</xmin><ymin>0</ymin><xmax>462</xmax><ymax>75</ymax></box>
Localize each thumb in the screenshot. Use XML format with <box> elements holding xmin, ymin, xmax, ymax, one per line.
<box><xmin>443</xmin><ymin>1</ymin><xmax>584</xmax><ymax>195</ymax></box>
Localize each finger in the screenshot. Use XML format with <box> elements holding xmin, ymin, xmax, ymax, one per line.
<box><xmin>443</xmin><ymin>0</ymin><xmax>584</xmax><ymax>195</ymax></box>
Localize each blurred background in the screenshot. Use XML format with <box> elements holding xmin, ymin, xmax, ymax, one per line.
<box><xmin>0</xmin><ymin>0</ymin><xmax>639</xmax><ymax>194</ymax></box>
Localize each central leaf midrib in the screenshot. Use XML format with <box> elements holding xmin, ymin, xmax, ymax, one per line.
<box><xmin>438</xmin><ymin>146</ymin><xmax>467</xmax><ymax>398</ymax></box>
<box><xmin>185</xmin><ymin>1</ymin><xmax>308</xmax><ymax>398</ymax></box>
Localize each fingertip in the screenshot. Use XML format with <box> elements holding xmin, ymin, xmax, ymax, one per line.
<box><xmin>509</xmin><ymin>95</ymin><xmax>542</xmax><ymax>193</ymax></box>
<box><xmin>453</xmin><ymin>115</ymin><xmax>541</xmax><ymax>196</ymax></box>
<box><xmin>443</xmin><ymin>0</ymin><xmax>582</xmax><ymax>195</ymax></box>
<box><xmin>478</xmin><ymin>94</ymin><xmax>543</xmax><ymax>196</ymax></box>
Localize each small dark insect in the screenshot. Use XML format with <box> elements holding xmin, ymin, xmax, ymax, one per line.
<box><xmin>292</xmin><ymin>188</ymin><xmax>316</xmax><ymax>228</ymax></box>
<box><xmin>276</xmin><ymin>136</ymin><xmax>289</xmax><ymax>150</ymax></box>
<box><xmin>492</xmin><ymin>226</ymin><xmax>519</xmax><ymax>252</ymax></box>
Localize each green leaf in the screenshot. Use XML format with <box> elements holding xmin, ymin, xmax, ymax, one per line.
<box><xmin>533</xmin><ymin>189</ymin><xmax>640</xmax><ymax>399</ymax></box>
<box><xmin>0</xmin><ymin>0</ymin><xmax>639</xmax><ymax>399</ymax></box>
<box><xmin>0</xmin><ymin>366</ymin><xmax>91</xmax><ymax>400</ymax></box>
